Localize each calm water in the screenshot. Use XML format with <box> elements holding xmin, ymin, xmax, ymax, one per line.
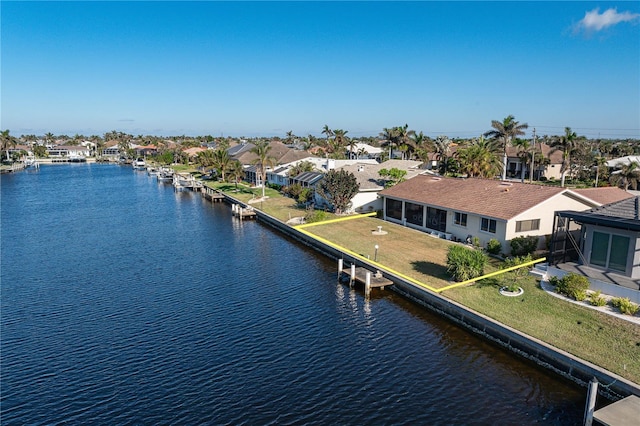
<box><xmin>1</xmin><ymin>164</ymin><xmax>585</xmax><ymax>424</ymax></box>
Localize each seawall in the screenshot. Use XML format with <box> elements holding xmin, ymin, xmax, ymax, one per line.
<box><xmin>219</xmin><ymin>191</ymin><xmax>640</xmax><ymax>401</ymax></box>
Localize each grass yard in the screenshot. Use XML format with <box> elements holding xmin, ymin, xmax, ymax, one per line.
<box><xmin>303</xmin><ymin>215</ymin><xmax>640</xmax><ymax>384</ymax></box>
<box><xmin>199</xmin><ymin>179</ymin><xmax>640</xmax><ymax>384</ymax></box>
<box><xmin>305</xmin><ymin>216</ymin><xmax>469</xmax><ymax>289</ymax></box>
<box><xmin>205</xmin><ymin>182</ymin><xmax>333</xmax><ymax>223</ymax></box>
<box><xmin>444</xmin><ymin>276</ymin><xmax>640</xmax><ymax>383</ymax></box>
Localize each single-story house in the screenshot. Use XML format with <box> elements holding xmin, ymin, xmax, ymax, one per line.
<box><xmin>378</xmin><ymin>176</ymin><xmax>630</xmax><ymax>252</ymax></box>
<box><xmin>335</xmin><ymin>159</ymin><xmax>424</xmax><ymax>213</ymax></box>
<box><xmin>548</xmin><ymin>196</ymin><xmax>640</xmax><ymax>300</ymax></box>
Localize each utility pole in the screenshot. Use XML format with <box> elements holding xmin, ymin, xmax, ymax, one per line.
<box><xmin>530</xmin><ymin>128</ymin><xmax>536</xmax><ymax>183</ymax></box>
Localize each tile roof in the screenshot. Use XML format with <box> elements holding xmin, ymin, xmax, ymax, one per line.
<box><xmin>379</xmin><ymin>176</ymin><xmax>569</xmax><ymax>220</ymax></box>
<box><xmin>589</xmin><ymin>196</ymin><xmax>640</xmax><ymax>220</ymax></box>
<box><xmin>572</xmin><ymin>187</ymin><xmax>634</xmax><ymax>206</ymax></box>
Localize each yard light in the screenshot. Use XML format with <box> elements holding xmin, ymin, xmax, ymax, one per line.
<box><xmin>374</xmin><ymin>244</ymin><xmax>379</xmax><ymax>262</ymax></box>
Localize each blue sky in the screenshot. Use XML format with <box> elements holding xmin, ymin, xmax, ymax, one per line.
<box><xmin>2</xmin><ymin>1</ymin><xmax>639</xmax><ymax>139</ymax></box>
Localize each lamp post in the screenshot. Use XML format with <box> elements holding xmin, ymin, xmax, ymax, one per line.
<box><xmin>374</xmin><ymin>244</ymin><xmax>379</xmax><ymax>262</ymax></box>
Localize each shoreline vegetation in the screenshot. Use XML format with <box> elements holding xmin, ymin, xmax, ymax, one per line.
<box><xmin>201</xmin><ymin>178</ymin><xmax>640</xmax><ymax>386</ymax></box>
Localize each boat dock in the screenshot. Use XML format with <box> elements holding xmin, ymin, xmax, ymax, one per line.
<box><xmin>338</xmin><ymin>259</ymin><xmax>393</xmax><ymax>296</ymax></box>
<box><xmin>231</xmin><ymin>203</ymin><xmax>257</xmax><ymax>219</ymax></box>
<box><xmin>173</xmin><ymin>172</ymin><xmax>203</xmax><ymax>191</ymax></box>
<box><xmin>202</xmin><ymin>186</ymin><xmax>225</xmax><ymax>202</ymax></box>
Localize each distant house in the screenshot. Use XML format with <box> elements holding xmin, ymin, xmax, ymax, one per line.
<box><xmin>101</xmin><ymin>141</ymin><xmax>120</xmax><ymax>158</ymax></box>
<box><xmin>47</xmin><ymin>145</ymin><xmax>91</xmax><ymax>158</ymax></box>
<box><xmin>548</xmin><ymin>196</ymin><xmax>640</xmax><ymax>301</ymax></box>
<box><xmin>236</xmin><ymin>141</ymin><xmax>313</xmax><ymax>186</ymax></box>
<box><xmin>335</xmin><ymin>159</ymin><xmax>424</xmax><ymax>213</ymax></box>
<box><xmin>182</xmin><ymin>147</ymin><xmax>208</xmax><ymax>159</ymax></box>
<box><xmin>377</xmin><ymin>176</ymin><xmax>628</xmax><ymax>252</ymax></box>
<box><xmin>136</xmin><ymin>145</ymin><xmax>159</xmax><ymax>157</ymax></box>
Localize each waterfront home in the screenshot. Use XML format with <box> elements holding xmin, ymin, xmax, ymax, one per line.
<box><xmin>136</xmin><ymin>144</ymin><xmax>159</xmax><ymax>157</ymax></box>
<box><xmin>378</xmin><ymin>176</ymin><xmax>631</xmax><ymax>253</ymax></box>
<box><xmin>46</xmin><ymin>145</ymin><xmax>91</xmax><ymax>159</ymax></box>
<box><xmin>236</xmin><ymin>141</ymin><xmax>313</xmax><ymax>187</ymax></box>
<box><xmin>101</xmin><ymin>141</ymin><xmax>120</xmax><ymax>158</ymax></box>
<box><xmin>548</xmin><ymin>196</ymin><xmax>640</xmax><ymax>301</ymax></box>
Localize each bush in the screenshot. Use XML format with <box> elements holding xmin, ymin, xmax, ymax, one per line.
<box><xmin>589</xmin><ymin>290</ymin><xmax>607</xmax><ymax>307</ymax></box>
<box><xmin>510</xmin><ymin>236</ymin><xmax>539</xmax><ymax>257</ymax></box>
<box><xmin>555</xmin><ymin>273</ymin><xmax>590</xmax><ymax>301</ymax></box>
<box><xmin>611</xmin><ymin>297</ymin><xmax>639</xmax><ymax>315</ymax></box>
<box><xmin>486</xmin><ymin>239</ymin><xmax>502</xmax><ymax>255</ymax></box>
<box><xmin>446</xmin><ymin>245</ymin><xmax>487</xmax><ymax>282</ymax></box>
<box><xmin>304</xmin><ymin>209</ymin><xmax>327</xmax><ymax>224</ymax></box>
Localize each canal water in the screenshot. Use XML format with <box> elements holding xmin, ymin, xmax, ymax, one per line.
<box><xmin>1</xmin><ymin>164</ymin><xmax>585</xmax><ymax>424</ymax></box>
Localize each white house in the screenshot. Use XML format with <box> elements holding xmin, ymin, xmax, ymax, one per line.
<box><xmin>378</xmin><ymin>176</ymin><xmax>632</xmax><ymax>253</ymax></box>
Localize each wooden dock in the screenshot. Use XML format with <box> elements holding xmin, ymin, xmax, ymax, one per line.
<box><xmin>339</xmin><ymin>260</ymin><xmax>393</xmax><ymax>296</ymax></box>
<box><xmin>202</xmin><ymin>187</ymin><xmax>225</xmax><ymax>202</ymax></box>
<box><xmin>231</xmin><ymin>203</ymin><xmax>257</xmax><ymax>219</ymax></box>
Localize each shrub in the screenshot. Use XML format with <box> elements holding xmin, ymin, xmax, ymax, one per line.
<box><xmin>510</xmin><ymin>236</ymin><xmax>539</xmax><ymax>257</ymax></box>
<box><xmin>304</xmin><ymin>209</ymin><xmax>327</xmax><ymax>224</ymax></box>
<box><xmin>486</xmin><ymin>239</ymin><xmax>502</xmax><ymax>255</ymax></box>
<box><xmin>611</xmin><ymin>297</ymin><xmax>639</xmax><ymax>315</ymax></box>
<box><xmin>555</xmin><ymin>273</ymin><xmax>590</xmax><ymax>301</ymax></box>
<box><xmin>446</xmin><ymin>245</ymin><xmax>487</xmax><ymax>282</ymax></box>
<box><xmin>472</xmin><ymin>236</ymin><xmax>481</xmax><ymax>248</ymax></box>
<box><xmin>589</xmin><ymin>290</ymin><xmax>607</xmax><ymax>307</ymax></box>
<box><xmin>501</xmin><ymin>255</ymin><xmax>532</xmax><ymax>291</ymax></box>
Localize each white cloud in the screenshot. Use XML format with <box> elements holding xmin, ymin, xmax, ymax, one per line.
<box><xmin>576</xmin><ymin>7</ymin><xmax>640</xmax><ymax>32</ymax></box>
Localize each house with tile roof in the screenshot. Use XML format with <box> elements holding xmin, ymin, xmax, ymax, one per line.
<box><xmin>548</xmin><ymin>196</ymin><xmax>640</xmax><ymax>300</ymax></box>
<box><xmin>378</xmin><ymin>176</ymin><xmax>612</xmax><ymax>253</ymax></box>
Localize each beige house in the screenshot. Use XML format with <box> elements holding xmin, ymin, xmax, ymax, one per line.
<box><xmin>378</xmin><ymin>176</ymin><xmax>632</xmax><ymax>254</ymax></box>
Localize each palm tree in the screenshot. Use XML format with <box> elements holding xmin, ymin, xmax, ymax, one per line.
<box><xmin>228</xmin><ymin>160</ymin><xmax>245</xmax><ymax>190</ymax></box>
<box><xmin>610</xmin><ymin>161</ymin><xmax>640</xmax><ymax>191</ymax></box>
<box><xmin>1</xmin><ymin>130</ymin><xmax>18</xmax><ymax>162</ymax></box>
<box><xmin>433</xmin><ymin>135</ymin><xmax>452</xmax><ymax>175</ymax></box>
<box><xmin>484</xmin><ymin>115</ymin><xmax>529</xmax><ymax>180</ymax></box>
<box><xmin>321</xmin><ymin>125</ymin><xmax>333</xmax><ymax>142</ymax></box>
<box><xmin>511</xmin><ymin>138</ymin><xmax>531</xmax><ymax>182</ymax></box>
<box><xmin>211</xmin><ymin>149</ymin><xmax>231</xmax><ymax>181</ymax></box>
<box><xmin>409</xmin><ymin>131</ymin><xmax>432</xmax><ymax>162</ymax></box>
<box><xmin>549</xmin><ymin>127</ymin><xmax>579</xmax><ymax>187</ymax></box>
<box><xmin>379</xmin><ymin>127</ymin><xmax>398</xmax><ymax>159</ymax></box>
<box><xmin>394</xmin><ymin>124</ymin><xmax>415</xmax><ymax>160</ymax></box>
<box><xmin>250</xmin><ymin>141</ymin><xmax>275</xmax><ymax>198</ymax></box>
<box><xmin>44</xmin><ymin>132</ymin><xmax>55</xmax><ymax>147</ymax></box>
<box><xmin>196</xmin><ymin>149</ymin><xmax>216</xmax><ymax>175</ymax></box>
<box><xmin>456</xmin><ymin>136</ymin><xmax>502</xmax><ymax>178</ymax></box>
<box><xmin>593</xmin><ymin>156</ymin><xmax>608</xmax><ymax>187</ymax></box>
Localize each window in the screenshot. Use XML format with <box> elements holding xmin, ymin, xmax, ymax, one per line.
<box><xmin>405</xmin><ymin>202</ymin><xmax>424</xmax><ymax>226</ymax></box>
<box><xmin>426</xmin><ymin>207</ymin><xmax>447</xmax><ymax>232</ymax></box>
<box><xmin>385</xmin><ymin>198</ymin><xmax>403</xmax><ymax>220</ymax></box>
<box><xmin>590</xmin><ymin>231</ymin><xmax>630</xmax><ymax>273</ymax></box>
<box><xmin>454</xmin><ymin>212</ymin><xmax>467</xmax><ymax>227</ymax></box>
<box><xmin>516</xmin><ymin>219</ymin><xmax>540</xmax><ymax>233</ymax></box>
<box><xmin>481</xmin><ymin>217</ymin><xmax>496</xmax><ymax>234</ymax></box>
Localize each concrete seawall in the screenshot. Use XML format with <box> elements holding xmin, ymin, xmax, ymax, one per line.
<box><xmin>220</xmin><ymin>192</ymin><xmax>640</xmax><ymax>400</ymax></box>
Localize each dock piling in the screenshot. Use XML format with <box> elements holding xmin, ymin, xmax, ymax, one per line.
<box><xmin>338</xmin><ymin>259</ymin><xmax>343</xmax><ymax>279</ymax></box>
<box><xmin>583</xmin><ymin>378</ymin><xmax>598</xmax><ymax>426</ymax></box>
<box><xmin>365</xmin><ymin>272</ymin><xmax>371</xmax><ymax>297</ymax></box>
<box><xmin>350</xmin><ymin>264</ymin><xmax>356</xmax><ymax>287</ymax></box>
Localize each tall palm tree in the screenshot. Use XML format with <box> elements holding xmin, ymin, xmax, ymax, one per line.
<box><xmin>379</xmin><ymin>127</ymin><xmax>398</xmax><ymax>159</ymax></box>
<box><xmin>484</xmin><ymin>115</ymin><xmax>529</xmax><ymax>180</ymax></box>
<box><xmin>610</xmin><ymin>161</ymin><xmax>640</xmax><ymax>191</ymax></box>
<box><xmin>250</xmin><ymin>141</ymin><xmax>275</xmax><ymax>198</ymax></box>
<box><xmin>593</xmin><ymin>156</ymin><xmax>608</xmax><ymax>187</ymax></box>
<box><xmin>44</xmin><ymin>132</ymin><xmax>55</xmax><ymax>147</ymax></box>
<box><xmin>433</xmin><ymin>135</ymin><xmax>452</xmax><ymax>175</ymax></box>
<box><xmin>211</xmin><ymin>148</ymin><xmax>231</xmax><ymax>181</ymax></box>
<box><xmin>1</xmin><ymin>130</ymin><xmax>18</xmax><ymax>162</ymax></box>
<box><xmin>409</xmin><ymin>131</ymin><xmax>432</xmax><ymax>162</ymax></box>
<box><xmin>511</xmin><ymin>138</ymin><xmax>531</xmax><ymax>182</ymax></box>
<box><xmin>321</xmin><ymin>125</ymin><xmax>333</xmax><ymax>142</ymax></box>
<box><xmin>394</xmin><ymin>124</ymin><xmax>415</xmax><ymax>160</ymax></box>
<box><xmin>228</xmin><ymin>160</ymin><xmax>245</xmax><ymax>190</ymax></box>
<box><xmin>549</xmin><ymin>127</ymin><xmax>579</xmax><ymax>187</ymax></box>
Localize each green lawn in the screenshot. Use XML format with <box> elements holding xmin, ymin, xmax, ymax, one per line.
<box><xmin>202</xmin><ymin>178</ymin><xmax>640</xmax><ymax>384</ymax></box>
